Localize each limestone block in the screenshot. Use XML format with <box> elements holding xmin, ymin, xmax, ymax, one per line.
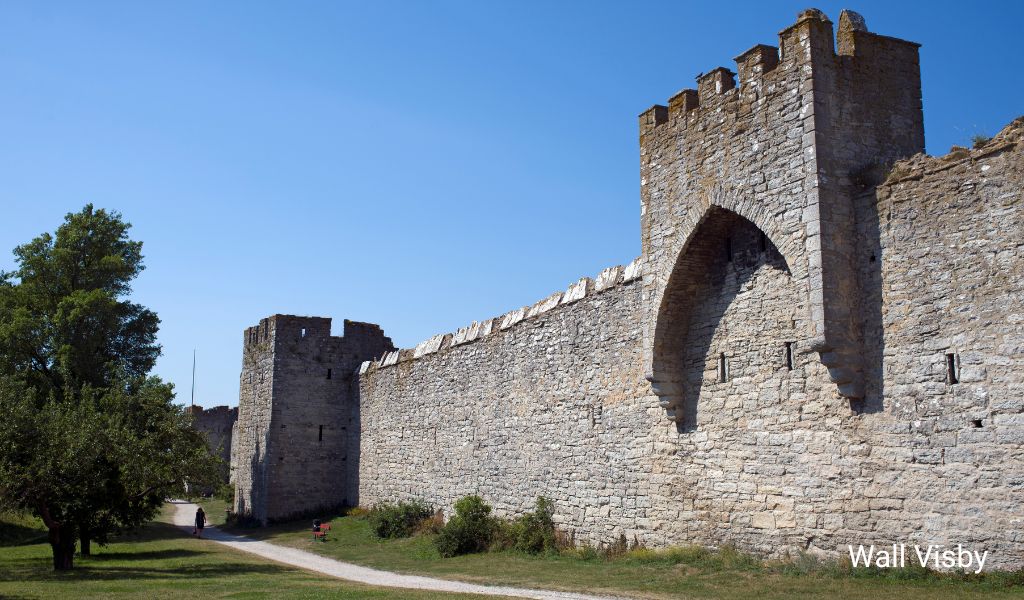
<box><xmin>381</xmin><ymin>350</ymin><xmax>400</xmax><ymax>367</ymax></box>
<box><xmin>595</xmin><ymin>266</ymin><xmax>622</xmax><ymax>292</ymax></box>
<box><xmin>500</xmin><ymin>307</ymin><xmax>527</xmax><ymax>330</ymax></box>
<box><xmin>623</xmin><ymin>257</ymin><xmax>643</xmax><ymax>282</ymax></box>
<box><xmin>752</xmin><ymin>513</ymin><xmax>776</xmax><ymax>529</ymax></box>
<box><xmin>414</xmin><ymin>333</ymin><xmax>446</xmax><ymax>358</ymax></box>
<box><xmin>528</xmin><ymin>292</ymin><xmax>563</xmax><ymax>318</ymax></box>
<box><xmin>562</xmin><ymin>277</ymin><xmax>591</xmax><ymax>305</ymax></box>
<box><xmin>451</xmin><ymin>324</ymin><xmax>473</xmax><ymax>346</ymax></box>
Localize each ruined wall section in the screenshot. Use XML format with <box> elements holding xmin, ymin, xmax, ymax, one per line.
<box><xmin>850</xmin><ymin>119</ymin><xmax>1024</xmax><ymax>566</ymax></box>
<box><xmin>358</xmin><ymin>263</ymin><xmax>649</xmax><ymax>538</ymax></box>
<box><xmin>187</xmin><ymin>404</ymin><xmax>238</xmax><ymax>484</ymax></box>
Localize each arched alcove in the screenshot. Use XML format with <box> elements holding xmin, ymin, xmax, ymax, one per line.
<box><xmin>651</xmin><ymin>206</ymin><xmax>801</xmax><ymax>430</ymax></box>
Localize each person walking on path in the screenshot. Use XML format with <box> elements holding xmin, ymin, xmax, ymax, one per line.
<box><xmin>194</xmin><ymin>506</ymin><xmax>206</xmax><ymax>538</ymax></box>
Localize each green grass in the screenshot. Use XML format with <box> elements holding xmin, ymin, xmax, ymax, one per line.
<box><xmin>0</xmin><ymin>508</ymin><xmax>494</xmax><ymax>599</ymax></box>
<box><xmin>228</xmin><ymin>510</ymin><xmax>1024</xmax><ymax>600</ymax></box>
<box><xmin>0</xmin><ymin>508</ymin><xmax>49</xmax><ymax>546</ymax></box>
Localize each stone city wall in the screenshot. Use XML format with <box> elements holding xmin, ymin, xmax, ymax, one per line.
<box><xmin>356</xmin><ymin>120</ymin><xmax>1024</xmax><ymax>568</ymax></box>
<box><xmin>358</xmin><ymin>261</ymin><xmax>650</xmax><ymax>541</ymax></box>
<box><xmin>235</xmin><ymin>8</ymin><xmax>1023</xmax><ymax>569</ymax></box>
<box><xmin>187</xmin><ymin>404</ymin><xmax>238</xmax><ymax>485</ymax></box>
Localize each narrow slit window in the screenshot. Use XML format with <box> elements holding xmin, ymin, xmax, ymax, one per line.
<box><xmin>971</xmin><ymin>419</ymin><xmax>983</xmax><ymax>428</ymax></box>
<box><xmin>301</xmin><ymin>328</ymin><xmax>307</xmax><ymax>338</ymax></box>
<box><xmin>318</xmin><ymin>425</ymin><xmax>323</xmax><ymax>441</ymax></box>
<box><xmin>785</xmin><ymin>342</ymin><xmax>794</xmax><ymax>371</ymax></box>
<box><xmin>718</xmin><ymin>352</ymin><xmax>729</xmax><ymax>383</ymax></box>
<box><xmin>946</xmin><ymin>353</ymin><xmax>959</xmax><ymax>384</ymax></box>
<box><xmin>326</xmin><ymin>368</ymin><xmax>332</xmax><ymax>380</ymax></box>
<box><xmin>725</xmin><ymin>238</ymin><xmax>733</xmax><ymax>262</ymax></box>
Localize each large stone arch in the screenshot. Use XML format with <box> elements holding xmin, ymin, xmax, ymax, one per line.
<box><xmin>650</xmin><ymin>205</ymin><xmax>803</xmax><ymax>426</ymax></box>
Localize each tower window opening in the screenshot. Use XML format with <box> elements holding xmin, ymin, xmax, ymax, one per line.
<box><xmin>327</xmin><ymin>368</ymin><xmax>332</xmax><ymax>380</ymax></box>
<box><xmin>785</xmin><ymin>342</ymin><xmax>794</xmax><ymax>371</ymax></box>
<box><xmin>759</xmin><ymin>232</ymin><xmax>768</xmax><ymax>253</ymax></box>
<box><xmin>725</xmin><ymin>238</ymin><xmax>733</xmax><ymax>262</ymax></box>
<box><xmin>718</xmin><ymin>352</ymin><xmax>729</xmax><ymax>383</ymax></box>
<box><xmin>318</xmin><ymin>425</ymin><xmax>323</xmax><ymax>441</ymax></box>
<box><xmin>946</xmin><ymin>353</ymin><xmax>959</xmax><ymax>384</ymax></box>
<box><xmin>301</xmin><ymin>328</ymin><xmax>307</xmax><ymax>338</ymax></box>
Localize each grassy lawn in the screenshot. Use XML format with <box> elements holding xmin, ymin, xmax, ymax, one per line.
<box><xmin>187</xmin><ymin>495</ymin><xmax>232</xmax><ymax>526</ymax></box>
<box><xmin>0</xmin><ymin>508</ymin><xmax>494</xmax><ymax>599</ymax></box>
<box><xmin>229</xmin><ymin>510</ymin><xmax>1024</xmax><ymax>600</ymax></box>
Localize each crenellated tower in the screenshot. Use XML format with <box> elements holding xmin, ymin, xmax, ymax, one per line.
<box><xmin>641</xmin><ymin>9</ymin><xmax>924</xmax><ymax>424</ymax></box>
<box><xmin>233</xmin><ymin>315</ymin><xmax>393</xmax><ymax>523</ymax></box>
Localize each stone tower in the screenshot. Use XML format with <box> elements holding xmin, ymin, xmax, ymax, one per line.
<box><xmin>233</xmin><ymin>315</ymin><xmax>393</xmax><ymax>523</ymax></box>
<box><xmin>642</xmin><ymin>9</ymin><xmax>924</xmax><ymax>424</ymax></box>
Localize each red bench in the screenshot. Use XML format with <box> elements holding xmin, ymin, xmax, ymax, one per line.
<box><xmin>312</xmin><ymin>523</ymin><xmax>331</xmax><ymax>542</ymax></box>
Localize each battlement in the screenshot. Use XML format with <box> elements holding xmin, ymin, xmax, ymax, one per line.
<box><xmin>186</xmin><ymin>404</ymin><xmax>238</xmax><ymax>419</ymax></box>
<box><xmin>639</xmin><ymin>9</ymin><xmax>921</xmax><ymax>136</ymax></box>
<box><xmin>242</xmin><ymin>315</ymin><xmax>392</xmax><ymax>356</ymax></box>
<box><xmin>361</xmin><ymin>257</ymin><xmax>643</xmax><ymax>375</ymax></box>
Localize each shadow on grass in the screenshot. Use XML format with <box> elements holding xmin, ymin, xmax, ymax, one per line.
<box><xmin>0</xmin><ymin>522</ymin><xmax>48</xmax><ymax>547</ymax></box>
<box><xmin>89</xmin><ymin>548</ymin><xmax>208</xmax><ymax>561</ymax></box>
<box><xmin>0</xmin><ymin>561</ymin><xmax>298</xmax><ymax>583</ymax></box>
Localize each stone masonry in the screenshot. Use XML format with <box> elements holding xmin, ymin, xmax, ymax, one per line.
<box><xmin>233</xmin><ymin>9</ymin><xmax>1024</xmax><ymax>568</ymax></box>
<box><xmin>186</xmin><ymin>404</ymin><xmax>238</xmax><ymax>487</ymax></box>
<box><xmin>233</xmin><ymin>315</ymin><xmax>393</xmax><ymax>523</ymax></box>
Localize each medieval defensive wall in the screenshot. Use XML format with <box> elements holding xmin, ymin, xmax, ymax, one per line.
<box><xmin>231</xmin><ymin>9</ymin><xmax>1024</xmax><ymax>568</ymax></box>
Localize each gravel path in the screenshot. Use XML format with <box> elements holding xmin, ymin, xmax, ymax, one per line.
<box><xmin>171</xmin><ymin>501</ymin><xmax>627</xmax><ymax>600</ymax></box>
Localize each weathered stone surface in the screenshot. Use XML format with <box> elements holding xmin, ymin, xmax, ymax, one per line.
<box><xmin>562</xmin><ymin>278</ymin><xmax>591</xmax><ymax>305</ymax></box>
<box><xmin>527</xmin><ymin>292</ymin><xmax>563</xmax><ymax>318</ymax></box>
<box><xmin>233</xmin><ymin>316</ymin><xmax>393</xmax><ymax>523</ymax></box>
<box><xmin>187</xmin><ymin>404</ymin><xmax>237</xmax><ymax>488</ymax></box>
<box><xmin>500</xmin><ymin>307</ymin><xmax>527</xmax><ymax>330</ymax></box>
<box><xmin>595</xmin><ymin>266</ymin><xmax>622</xmax><ymax>292</ymax></box>
<box><xmin>414</xmin><ymin>334</ymin><xmax>446</xmax><ymax>358</ymax></box>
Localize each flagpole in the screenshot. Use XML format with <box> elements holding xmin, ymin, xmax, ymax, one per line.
<box><xmin>191</xmin><ymin>349</ymin><xmax>196</xmax><ymax>408</ymax></box>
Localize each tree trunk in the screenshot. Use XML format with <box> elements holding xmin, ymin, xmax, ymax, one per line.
<box><xmin>48</xmin><ymin>525</ymin><xmax>76</xmax><ymax>570</ymax></box>
<box><xmin>79</xmin><ymin>527</ymin><xmax>91</xmax><ymax>556</ymax></box>
<box><xmin>38</xmin><ymin>503</ymin><xmax>75</xmax><ymax>570</ymax></box>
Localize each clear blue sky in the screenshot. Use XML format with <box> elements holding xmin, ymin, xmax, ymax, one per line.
<box><xmin>1</xmin><ymin>1</ymin><xmax>1020</xmax><ymax>408</ymax></box>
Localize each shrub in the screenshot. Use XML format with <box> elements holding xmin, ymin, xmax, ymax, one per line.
<box><xmin>416</xmin><ymin>509</ymin><xmax>445</xmax><ymax>535</ymax></box>
<box><xmin>224</xmin><ymin>511</ymin><xmax>262</xmax><ymax>529</ymax></box>
<box><xmin>347</xmin><ymin>506</ymin><xmax>370</xmax><ymax>518</ymax></box>
<box><xmin>435</xmin><ymin>495</ymin><xmax>496</xmax><ymax>557</ymax></box>
<box><xmin>972</xmin><ymin>133</ymin><xmax>992</xmax><ymax>148</ymax></box>
<box><xmin>368</xmin><ymin>500</ymin><xmax>433</xmax><ymax>539</ymax></box>
<box><xmin>506</xmin><ymin>497</ymin><xmax>558</xmax><ymax>554</ymax></box>
<box><xmin>215</xmin><ymin>483</ymin><xmax>235</xmax><ymax>504</ymax></box>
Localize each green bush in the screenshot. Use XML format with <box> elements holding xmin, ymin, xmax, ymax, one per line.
<box><xmin>505</xmin><ymin>497</ymin><xmax>557</xmax><ymax>554</ymax></box>
<box><xmin>435</xmin><ymin>495</ymin><xmax>496</xmax><ymax>557</ymax></box>
<box><xmin>224</xmin><ymin>511</ymin><xmax>262</xmax><ymax>529</ymax></box>
<box><xmin>368</xmin><ymin>500</ymin><xmax>433</xmax><ymax>539</ymax></box>
<box><xmin>215</xmin><ymin>483</ymin><xmax>235</xmax><ymax>503</ymax></box>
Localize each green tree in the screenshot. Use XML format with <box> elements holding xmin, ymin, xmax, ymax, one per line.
<box><xmin>0</xmin><ymin>205</ymin><xmax>219</xmax><ymax>570</ymax></box>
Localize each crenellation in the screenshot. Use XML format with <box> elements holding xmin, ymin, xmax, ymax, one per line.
<box><xmin>696</xmin><ymin>67</ymin><xmax>736</xmax><ymax>102</ymax></box>
<box><xmin>734</xmin><ymin>44</ymin><xmax>780</xmax><ymax>85</ymax></box>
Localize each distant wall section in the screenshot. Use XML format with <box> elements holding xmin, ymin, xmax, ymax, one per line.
<box><xmin>187</xmin><ymin>404</ymin><xmax>238</xmax><ymax>486</ymax></box>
